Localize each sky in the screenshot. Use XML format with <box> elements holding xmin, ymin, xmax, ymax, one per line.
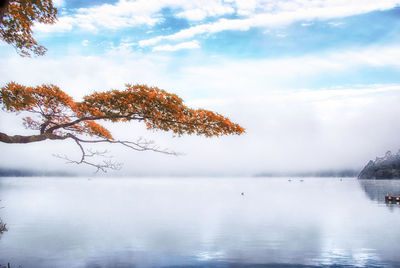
<box><xmin>2</xmin><ymin>0</ymin><xmax>400</xmax><ymax>176</ymax></box>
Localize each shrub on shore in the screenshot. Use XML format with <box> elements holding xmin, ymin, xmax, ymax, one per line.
<box><xmin>0</xmin><ymin>200</ymin><xmax>6</xmax><ymax>233</ymax></box>
<box><xmin>0</xmin><ymin>219</ymin><xmax>6</xmax><ymax>233</ymax></box>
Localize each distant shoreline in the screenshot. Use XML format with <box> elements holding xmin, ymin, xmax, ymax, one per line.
<box><xmin>255</xmin><ymin>169</ymin><xmax>359</xmax><ymax>178</ymax></box>
<box><xmin>0</xmin><ymin>167</ymin><xmax>360</xmax><ymax>178</ymax></box>
<box><xmin>0</xmin><ymin>168</ymin><xmax>75</xmax><ymax>177</ymax></box>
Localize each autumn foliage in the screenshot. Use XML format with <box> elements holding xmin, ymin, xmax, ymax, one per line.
<box><xmin>0</xmin><ymin>1</ymin><xmax>245</xmax><ymax>171</ymax></box>
<box><xmin>0</xmin><ymin>82</ymin><xmax>244</xmax><ymax>170</ymax></box>
<box><xmin>0</xmin><ymin>82</ymin><xmax>244</xmax><ymax>139</ymax></box>
<box><xmin>0</xmin><ymin>0</ymin><xmax>57</xmax><ymax>56</ymax></box>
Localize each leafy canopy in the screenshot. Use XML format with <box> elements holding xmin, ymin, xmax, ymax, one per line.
<box><xmin>0</xmin><ymin>1</ymin><xmax>245</xmax><ymax>171</ymax></box>
<box><xmin>1</xmin><ymin>82</ymin><xmax>244</xmax><ymax>139</ymax></box>
<box><xmin>0</xmin><ymin>0</ymin><xmax>57</xmax><ymax>56</ymax></box>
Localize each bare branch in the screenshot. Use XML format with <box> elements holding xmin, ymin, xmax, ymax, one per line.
<box><xmin>72</xmin><ymin>136</ymin><xmax>179</xmax><ymax>156</ymax></box>
<box><xmin>54</xmin><ymin>153</ymin><xmax>123</xmax><ymax>173</ymax></box>
<box><xmin>53</xmin><ymin>144</ymin><xmax>122</xmax><ymax>173</ymax></box>
<box><xmin>52</xmin><ymin>133</ymin><xmax>179</xmax><ymax>172</ymax></box>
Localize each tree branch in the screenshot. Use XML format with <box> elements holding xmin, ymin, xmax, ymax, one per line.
<box><xmin>44</xmin><ymin>115</ymin><xmax>145</xmax><ymax>134</ymax></box>
<box><xmin>51</xmin><ymin>134</ymin><xmax>177</xmax><ymax>173</ymax></box>
<box><xmin>0</xmin><ymin>131</ymin><xmax>68</xmax><ymax>143</ymax></box>
<box><xmin>0</xmin><ymin>82</ymin><xmax>244</xmax><ymax>172</ymax></box>
<box><xmin>72</xmin><ymin>136</ymin><xmax>178</xmax><ymax>155</ymax></box>
<box><xmin>0</xmin><ymin>130</ymin><xmax>177</xmax><ymax>172</ymax></box>
<box><xmin>54</xmin><ymin>138</ymin><xmax>123</xmax><ymax>173</ymax></box>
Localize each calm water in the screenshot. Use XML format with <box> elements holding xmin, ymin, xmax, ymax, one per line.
<box><xmin>0</xmin><ymin>177</ymin><xmax>399</xmax><ymax>268</ymax></box>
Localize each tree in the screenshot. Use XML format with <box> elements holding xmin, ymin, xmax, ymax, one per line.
<box><xmin>0</xmin><ymin>200</ymin><xmax>6</xmax><ymax>234</ymax></box>
<box><xmin>0</xmin><ymin>0</ymin><xmax>57</xmax><ymax>56</ymax></box>
<box><xmin>0</xmin><ymin>82</ymin><xmax>245</xmax><ymax>171</ymax></box>
<box><xmin>0</xmin><ymin>218</ymin><xmax>6</xmax><ymax>234</ymax></box>
<box><xmin>0</xmin><ymin>0</ymin><xmax>245</xmax><ymax>171</ymax></box>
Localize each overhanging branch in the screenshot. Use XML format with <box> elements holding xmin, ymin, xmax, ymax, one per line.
<box><xmin>72</xmin><ymin>136</ymin><xmax>178</xmax><ymax>155</ymax></box>
<box><xmin>0</xmin><ymin>132</ymin><xmax>68</xmax><ymax>143</ymax></box>
<box><xmin>52</xmin><ymin>134</ymin><xmax>178</xmax><ymax>173</ymax></box>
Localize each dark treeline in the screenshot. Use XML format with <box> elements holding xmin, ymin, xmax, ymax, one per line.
<box><xmin>255</xmin><ymin>169</ymin><xmax>359</xmax><ymax>178</ymax></box>
<box><xmin>0</xmin><ymin>168</ymin><xmax>74</xmax><ymax>177</ymax></box>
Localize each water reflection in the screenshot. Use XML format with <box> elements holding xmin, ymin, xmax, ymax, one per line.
<box><xmin>0</xmin><ymin>177</ymin><xmax>400</xmax><ymax>268</ymax></box>
<box><xmin>358</xmin><ymin>179</ymin><xmax>400</xmax><ymax>208</ymax></box>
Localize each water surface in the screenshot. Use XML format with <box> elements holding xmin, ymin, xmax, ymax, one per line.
<box><xmin>0</xmin><ymin>177</ymin><xmax>399</xmax><ymax>268</ymax></box>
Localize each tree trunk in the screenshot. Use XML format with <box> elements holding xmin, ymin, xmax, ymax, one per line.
<box><xmin>0</xmin><ymin>132</ymin><xmax>68</xmax><ymax>143</ymax></box>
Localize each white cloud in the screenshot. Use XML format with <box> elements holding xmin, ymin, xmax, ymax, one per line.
<box><xmin>34</xmin><ymin>0</ymin><xmax>400</xmax><ymax>36</ymax></box>
<box><xmin>35</xmin><ymin>0</ymin><xmax>234</xmax><ymax>33</ymax></box>
<box><xmin>139</xmin><ymin>0</ymin><xmax>400</xmax><ymax>47</ymax></box>
<box><xmin>175</xmin><ymin>9</ymin><xmax>208</xmax><ymax>21</ymax></box>
<box><xmin>139</xmin><ymin>18</ymin><xmax>252</xmax><ymax>47</ymax></box>
<box><xmin>52</xmin><ymin>0</ymin><xmax>65</xmax><ymax>8</ymax></box>
<box><xmin>82</xmin><ymin>40</ymin><xmax>89</xmax><ymax>46</ymax></box>
<box><xmin>2</xmin><ymin>44</ymin><xmax>400</xmax><ymax>174</ymax></box>
<box><xmin>2</xmin><ymin>43</ymin><xmax>400</xmax><ymax>99</ymax></box>
<box><xmin>34</xmin><ymin>16</ymin><xmax>74</xmax><ymax>32</ymax></box>
<box><xmin>175</xmin><ymin>1</ymin><xmax>235</xmax><ymax>21</ymax></box>
<box><xmin>231</xmin><ymin>0</ymin><xmax>259</xmax><ymax>16</ymax></box>
<box><xmin>328</xmin><ymin>22</ymin><xmax>345</xmax><ymax>27</ymax></box>
<box><xmin>174</xmin><ymin>44</ymin><xmax>400</xmax><ymax>97</ymax></box>
<box><xmin>35</xmin><ymin>0</ymin><xmax>162</xmax><ymax>33</ymax></box>
<box><xmin>153</xmin><ymin>40</ymin><xmax>200</xmax><ymax>52</ymax></box>
<box><xmin>276</xmin><ymin>32</ymin><xmax>287</xmax><ymax>38</ymax></box>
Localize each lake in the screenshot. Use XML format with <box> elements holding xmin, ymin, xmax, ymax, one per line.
<box><xmin>0</xmin><ymin>177</ymin><xmax>399</xmax><ymax>268</ymax></box>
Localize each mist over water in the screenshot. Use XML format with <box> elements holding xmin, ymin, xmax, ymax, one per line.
<box><xmin>0</xmin><ymin>177</ymin><xmax>399</xmax><ymax>268</ymax></box>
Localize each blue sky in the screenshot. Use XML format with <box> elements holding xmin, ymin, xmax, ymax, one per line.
<box><xmin>2</xmin><ymin>0</ymin><xmax>400</xmax><ymax>175</ymax></box>
<box><xmin>28</xmin><ymin>0</ymin><xmax>400</xmax><ymax>89</ymax></box>
<box><xmin>41</xmin><ymin>4</ymin><xmax>400</xmax><ymax>60</ymax></box>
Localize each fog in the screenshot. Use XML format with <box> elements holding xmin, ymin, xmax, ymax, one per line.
<box><xmin>1</xmin><ymin>87</ymin><xmax>399</xmax><ymax>176</ymax></box>
<box><xmin>1</xmin><ymin>48</ymin><xmax>400</xmax><ymax>176</ymax></box>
